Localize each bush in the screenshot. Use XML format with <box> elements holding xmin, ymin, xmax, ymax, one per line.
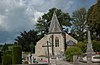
<box><xmin>12</xmin><ymin>45</ymin><xmax>22</xmax><ymax>64</ymax></box>
<box><xmin>2</xmin><ymin>54</ymin><xmax>12</xmax><ymax>65</ymax></box>
<box><xmin>2</xmin><ymin>44</ymin><xmax>8</xmax><ymax>52</ymax></box>
<box><xmin>65</xmin><ymin>46</ymin><xmax>82</xmax><ymax>62</ymax></box>
<box><xmin>0</xmin><ymin>51</ymin><xmax>2</xmax><ymax>63</ymax></box>
<box><xmin>75</xmin><ymin>42</ymin><xmax>87</xmax><ymax>53</ymax></box>
<box><xmin>92</xmin><ymin>40</ymin><xmax>100</xmax><ymax>52</ymax></box>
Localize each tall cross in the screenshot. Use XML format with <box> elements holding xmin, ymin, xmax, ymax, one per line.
<box><xmin>42</xmin><ymin>41</ymin><xmax>52</xmax><ymax>65</ymax></box>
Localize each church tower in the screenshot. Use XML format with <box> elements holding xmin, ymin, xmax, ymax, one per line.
<box><xmin>35</xmin><ymin>11</ymin><xmax>77</xmax><ymax>57</ymax></box>
<box><xmin>49</xmin><ymin>11</ymin><xmax>63</xmax><ymax>33</ymax></box>
<box><xmin>48</xmin><ymin>11</ymin><xmax>65</xmax><ymax>56</ymax></box>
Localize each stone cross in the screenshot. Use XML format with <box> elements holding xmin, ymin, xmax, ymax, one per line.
<box><xmin>42</xmin><ymin>41</ymin><xmax>52</xmax><ymax>65</ymax></box>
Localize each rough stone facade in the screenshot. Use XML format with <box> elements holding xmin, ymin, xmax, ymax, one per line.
<box><xmin>35</xmin><ymin>11</ymin><xmax>77</xmax><ymax>57</ymax></box>
<box><xmin>35</xmin><ymin>33</ymin><xmax>77</xmax><ymax>56</ymax></box>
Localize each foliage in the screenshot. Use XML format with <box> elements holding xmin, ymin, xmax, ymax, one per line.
<box><xmin>12</xmin><ymin>45</ymin><xmax>22</xmax><ymax>64</ymax></box>
<box><xmin>65</xmin><ymin>47</ymin><xmax>82</xmax><ymax>62</ymax></box>
<box><xmin>29</xmin><ymin>42</ymin><xmax>35</xmax><ymax>53</ymax></box>
<box><xmin>92</xmin><ymin>40</ymin><xmax>100</xmax><ymax>52</ymax></box>
<box><xmin>71</xmin><ymin>8</ymin><xmax>87</xmax><ymax>41</ymax></box>
<box><xmin>36</xmin><ymin>8</ymin><xmax>71</xmax><ymax>35</ymax></box>
<box><xmin>15</xmin><ymin>30</ymin><xmax>39</xmax><ymax>52</ymax></box>
<box><xmin>75</xmin><ymin>42</ymin><xmax>87</xmax><ymax>53</ymax></box>
<box><xmin>0</xmin><ymin>45</ymin><xmax>2</xmax><ymax>47</ymax></box>
<box><xmin>2</xmin><ymin>54</ymin><xmax>12</xmax><ymax>65</ymax></box>
<box><xmin>87</xmin><ymin>0</ymin><xmax>100</xmax><ymax>40</ymax></box>
<box><xmin>2</xmin><ymin>51</ymin><xmax>12</xmax><ymax>65</ymax></box>
<box><xmin>75</xmin><ymin>40</ymin><xmax>100</xmax><ymax>53</ymax></box>
<box><xmin>2</xmin><ymin>43</ymin><xmax>8</xmax><ymax>52</ymax></box>
<box><xmin>0</xmin><ymin>51</ymin><xmax>2</xmax><ymax>63</ymax></box>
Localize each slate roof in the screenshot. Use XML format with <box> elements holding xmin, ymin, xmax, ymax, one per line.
<box><xmin>66</xmin><ymin>40</ymin><xmax>75</xmax><ymax>46</ymax></box>
<box><xmin>49</xmin><ymin>11</ymin><xmax>62</xmax><ymax>33</ymax></box>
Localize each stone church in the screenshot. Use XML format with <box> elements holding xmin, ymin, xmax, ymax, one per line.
<box><xmin>35</xmin><ymin>12</ymin><xmax>77</xmax><ymax>57</ymax></box>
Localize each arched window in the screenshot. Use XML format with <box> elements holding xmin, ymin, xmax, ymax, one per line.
<box><xmin>55</xmin><ymin>37</ymin><xmax>59</xmax><ymax>47</ymax></box>
<box><xmin>49</xmin><ymin>35</ymin><xmax>53</xmax><ymax>45</ymax></box>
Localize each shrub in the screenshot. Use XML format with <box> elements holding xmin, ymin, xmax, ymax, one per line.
<box><xmin>0</xmin><ymin>51</ymin><xmax>2</xmax><ymax>63</ymax></box>
<box><xmin>65</xmin><ymin>46</ymin><xmax>82</xmax><ymax>62</ymax></box>
<box><xmin>92</xmin><ymin>40</ymin><xmax>100</xmax><ymax>52</ymax></box>
<box><xmin>12</xmin><ymin>45</ymin><xmax>22</xmax><ymax>64</ymax></box>
<box><xmin>2</xmin><ymin>54</ymin><xmax>12</xmax><ymax>65</ymax></box>
<box><xmin>75</xmin><ymin>42</ymin><xmax>87</xmax><ymax>53</ymax></box>
<box><xmin>2</xmin><ymin>43</ymin><xmax>8</xmax><ymax>52</ymax></box>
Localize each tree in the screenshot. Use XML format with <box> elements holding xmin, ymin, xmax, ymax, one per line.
<box><xmin>87</xmin><ymin>0</ymin><xmax>100</xmax><ymax>40</ymax></box>
<box><xmin>71</xmin><ymin>8</ymin><xmax>87</xmax><ymax>41</ymax></box>
<box><xmin>92</xmin><ymin>40</ymin><xmax>100</xmax><ymax>52</ymax></box>
<box><xmin>12</xmin><ymin>45</ymin><xmax>22</xmax><ymax>64</ymax></box>
<box><xmin>15</xmin><ymin>30</ymin><xmax>39</xmax><ymax>52</ymax></box>
<box><xmin>2</xmin><ymin>54</ymin><xmax>12</xmax><ymax>65</ymax></box>
<box><xmin>29</xmin><ymin>42</ymin><xmax>35</xmax><ymax>53</ymax></box>
<box><xmin>36</xmin><ymin>8</ymin><xmax>71</xmax><ymax>35</ymax></box>
<box><xmin>0</xmin><ymin>51</ymin><xmax>2</xmax><ymax>63</ymax></box>
<box><xmin>2</xmin><ymin>50</ymin><xmax>12</xmax><ymax>65</ymax></box>
<box><xmin>75</xmin><ymin>42</ymin><xmax>87</xmax><ymax>53</ymax></box>
<box><xmin>2</xmin><ymin>43</ymin><xmax>8</xmax><ymax>52</ymax></box>
<box><xmin>65</xmin><ymin>47</ymin><xmax>82</xmax><ymax>62</ymax></box>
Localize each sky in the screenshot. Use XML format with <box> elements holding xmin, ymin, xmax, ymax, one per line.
<box><xmin>0</xmin><ymin>0</ymin><xmax>96</xmax><ymax>44</ymax></box>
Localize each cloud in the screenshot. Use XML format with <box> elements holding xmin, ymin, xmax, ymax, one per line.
<box><xmin>0</xmin><ymin>0</ymin><xmax>96</xmax><ymax>44</ymax></box>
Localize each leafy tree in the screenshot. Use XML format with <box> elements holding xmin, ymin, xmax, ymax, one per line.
<box><xmin>29</xmin><ymin>42</ymin><xmax>35</xmax><ymax>53</ymax></box>
<box><xmin>71</xmin><ymin>8</ymin><xmax>87</xmax><ymax>41</ymax></box>
<box><xmin>92</xmin><ymin>40</ymin><xmax>100</xmax><ymax>52</ymax></box>
<box><xmin>0</xmin><ymin>51</ymin><xmax>2</xmax><ymax>63</ymax></box>
<box><xmin>2</xmin><ymin>54</ymin><xmax>12</xmax><ymax>65</ymax></box>
<box><xmin>65</xmin><ymin>47</ymin><xmax>82</xmax><ymax>62</ymax></box>
<box><xmin>36</xmin><ymin>8</ymin><xmax>71</xmax><ymax>35</ymax></box>
<box><xmin>0</xmin><ymin>45</ymin><xmax>2</xmax><ymax>47</ymax></box>
<box><xmin>2</xmin><ymin>51</ymin><xmax>12</xmax><ymax>65</ymax></box>
<box><xmin>15</xmin><ymin>30</ymin><xmax>39</xmax><ymax>52</ymax></box>
<box><xmin>2</xmin><ymin>43</ymin><xmax>8</xmax><ymax>52</ymax></box>
<box><xmin>87</xmin><ymin>0</ymin><xmax>100</xmax><ymax>40</ymax></box>
<box><xmin>12</xmin><ymin>45</ymin><xmax>22</xmax><ymax>64</ymax></box>
<box><xmin>75</xmin><ymin>42</ymin><xmax>87</xmax><ymax>53</ymax></box>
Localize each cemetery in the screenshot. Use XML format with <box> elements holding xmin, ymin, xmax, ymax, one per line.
<box><xmin>0</xmin><ymin>0</ymin><xmax>100</xmax><ymax>65</ymax></box>
<box><xmin>1</xmin><ymin>10</ymin><xmax>99</xmax><ymax>65</ymax></box>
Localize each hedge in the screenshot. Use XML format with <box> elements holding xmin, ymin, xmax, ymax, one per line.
<box><xmin>12</xmin><ymin>46</ymin><xmax>22</xmax><ymax>64</ymax></box>
<box><xmin>65</xmin><ymin>46</ymin><xmax>82</xmax><ymax>62</ymax></box>
<box><xmin>2</xmin><ymin>54</ymin><xmax>12</xmax><ymax>65</ymax></box>
<box><xmin>0</xmin><ymin>51</ymin><xmax>2</xmax><ymax>63</ymax></box>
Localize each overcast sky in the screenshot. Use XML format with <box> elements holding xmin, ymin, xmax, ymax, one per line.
<box><xmin>0</xmin><ymin>0</ymin><xmax>96</xmax><ymax>44</ymax></box>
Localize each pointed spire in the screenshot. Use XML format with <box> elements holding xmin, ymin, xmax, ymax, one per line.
<box><xmin>49</xmin><ymin>11</ymin><xmax>62</xmax><ymax>33</ymax></box>
<box><xmin>86</xmin><ymin>30</ymin><xmax>94</xmax><ymax>53</ymax></box>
